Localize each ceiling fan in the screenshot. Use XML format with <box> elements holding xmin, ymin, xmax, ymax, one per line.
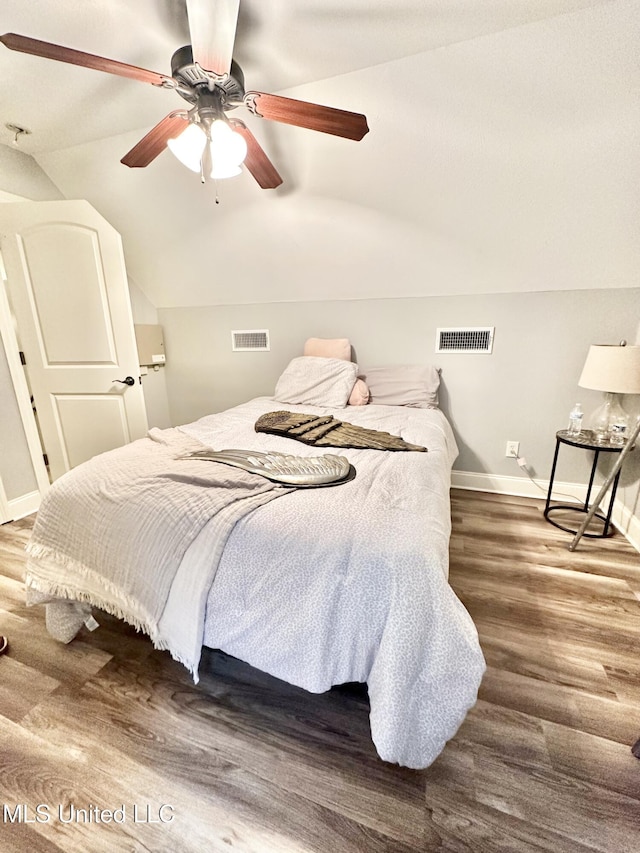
<box><xmin>0</xmin><ymin>0</ymin><xmax>369</xmax><ymax>189</ymax></box>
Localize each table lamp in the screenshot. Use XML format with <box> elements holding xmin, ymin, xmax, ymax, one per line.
<box><xmin>578</xmin><ymin>341</ymin><xmax>640</xmax><ymax>444</ymax></box>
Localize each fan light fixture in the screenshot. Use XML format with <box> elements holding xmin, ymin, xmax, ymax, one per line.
<box><xmin>167</xmin><ymin>118</ymin><xmax>247</xmax><ymax>181</ymax></box>
<box><xmin>0</xmin><ymin>0</ymin><xmax>369</xmax><ymax>191</ymax></box>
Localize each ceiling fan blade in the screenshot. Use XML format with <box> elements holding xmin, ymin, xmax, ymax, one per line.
<box><xmin>121</xmin><ymin>114</ymin><xmax>188</xmax><ymax>168</ymax></box>
<box><xmin>186</xmin><ymin>0</ymin><xmax>239</xmax><ymax>75</ymax></box>
<box><xmin>246</xmin><ymin>92</ymin><xmax>369</xmax><ymax>141</ymax></box>
<box><xmin>230</xmin><ymin>122</ymin><xmax>283</xmax><ymax>189</ymax></box>
<box><xmin>0</xmin><ymin>33</ymin><xmax>170</xmax><ymax>86</ymax></box>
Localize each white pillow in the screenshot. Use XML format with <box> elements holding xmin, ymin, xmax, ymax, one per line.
<box><xmin>274</xmin><ymin>357</ymin><xmax>359</xmax><ymax>408</ymax></box>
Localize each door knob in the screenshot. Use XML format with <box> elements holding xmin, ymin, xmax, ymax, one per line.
<box><xmin>113</xmin><ymin>376</ymin><xmax>135</xmax><ymax>386</ymax></box>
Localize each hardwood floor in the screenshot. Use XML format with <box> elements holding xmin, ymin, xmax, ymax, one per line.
<box><xmin>0</xmin><ymin>490</ymin><xmax>639</xmax><ymax>852</ymax></box>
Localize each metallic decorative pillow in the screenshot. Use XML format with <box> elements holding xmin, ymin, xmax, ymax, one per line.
<box><xmin>184</xmin><ymin>448</ymin><xmax>355</xmax><ymax>486</ymax></box>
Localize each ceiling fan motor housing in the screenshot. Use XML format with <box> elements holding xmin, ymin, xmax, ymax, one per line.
<box><xmin>171</xmin><ymin>45</ymin><xmax>245</xmax><ymax>110</ymax></box>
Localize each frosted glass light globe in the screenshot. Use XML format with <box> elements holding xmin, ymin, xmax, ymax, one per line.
<box><xmin>167</xmin><ymin>123</ymin><xmax>207</xmax><ymax>173</ymax></box>
<box><xmin>209</xmin><ymin>120</ymin><xmax>247</xmax><ymax>179</ymax></box>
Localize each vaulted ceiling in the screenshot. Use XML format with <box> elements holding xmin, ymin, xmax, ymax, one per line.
<box><xmin>1</xmin><ymin>1</ymin><xmax>637</xmax><ymax>307</ymax></box>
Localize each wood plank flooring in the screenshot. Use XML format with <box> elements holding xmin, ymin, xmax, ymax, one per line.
<box><xmin>0</xmin><ymin>490</ymin><xmax>639</xmax><ymax>852</ymax></box>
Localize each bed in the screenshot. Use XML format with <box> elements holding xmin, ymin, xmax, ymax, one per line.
<box><xmin>24</xmin><ymin>352</ymin><xmax>485</xmax><ymax>769</ymax></box>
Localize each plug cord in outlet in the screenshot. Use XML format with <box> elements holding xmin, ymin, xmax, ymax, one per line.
<box><xmin>514</xmin><ymin>455</ymin><xmax>579</xmax><ymax>503</ymax></box>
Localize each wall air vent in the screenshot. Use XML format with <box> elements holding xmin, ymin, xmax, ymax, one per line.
<box><xmin>436</xmin><ymin>327</ymin><xmax>494</xmax><ymax>354</ymax></box>
<box><xmin>231</xmin><ymin>329</ymin><xmax>270</xmax><ymax>352</ymax></box>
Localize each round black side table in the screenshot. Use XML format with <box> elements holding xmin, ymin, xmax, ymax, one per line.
<box><xmin>544</xmin><ymin>430</ymin><xmax>627</xmax><ymax>538</ymax></box>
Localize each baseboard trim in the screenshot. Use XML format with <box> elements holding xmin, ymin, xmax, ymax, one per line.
<box><xmin>611</xmin><ymin>500</ymin><xmax>640</xmax><ymax>553</ymax></box>
<box><xmin>451</xmin><ymin>470</ymin><xmax>639</xmax><ymax>553</ymax></box>
<box><xmin>8</xmin><ymin>490</ymin><xmax>41</xmax><ymax>520</ymax></box>
<box><xmin>451</xmin><ymin>470</ymin><xmax>587</xmax><ymax>502</ymax></box>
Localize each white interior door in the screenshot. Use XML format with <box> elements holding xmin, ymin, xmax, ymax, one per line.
<box><xmin>0</xmin><ymin>200</ymin><xmax>148</xmax><ymax>482</ymax></box>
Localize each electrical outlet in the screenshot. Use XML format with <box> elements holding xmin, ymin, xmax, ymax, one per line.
<box><xmin>506</xmin><ymin>441</ymin><xmax>520</xmax><ymax>458</ymax></box>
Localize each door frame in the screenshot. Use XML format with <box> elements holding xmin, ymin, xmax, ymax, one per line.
<box><xmin>0</xmin><ymin>471</ymin><xmax>10</xmax><ymax>523</ymax></box>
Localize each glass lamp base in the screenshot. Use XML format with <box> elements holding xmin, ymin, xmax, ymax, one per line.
<box><xmin>589</xmin><ymin>392</ymin><xmax>629</xmax><ymax>445</ymax></box>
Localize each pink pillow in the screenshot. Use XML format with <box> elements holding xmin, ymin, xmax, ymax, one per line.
<box><xmin>303</xmin><ymin>337</ymin><xmax>351</xmax><ymax>361</ymax></box>
<box><xmin>348</xmin><ymin>378</ymin><xmax>370</xmax><ymax>406</ymax></box>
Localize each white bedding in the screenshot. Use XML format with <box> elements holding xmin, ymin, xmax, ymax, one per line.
<box><xmin>177</xmin><ymin>397</ymin><xmax>485</xmax><ymax>769</ymax></box>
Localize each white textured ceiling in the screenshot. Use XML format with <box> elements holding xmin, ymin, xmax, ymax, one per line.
<box><xmin>1</xmin><ymin>0</ymin><xmax>636</xmax><ymax>308</ymax></box>
<box><xmin>1</xmin><ymin>0</ymin><xmax>606</xmax><ymax>154</ymax></box>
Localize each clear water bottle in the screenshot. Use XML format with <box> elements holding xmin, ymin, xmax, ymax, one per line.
<box><xmin>567</xmin><ymin>403</ymin><xmax>583</xmax><ymax>436</ymax></box>
<box><xmin>609</xmin><ymin>411</ymin><xmax>629</xmax><ymax>445</ymax></box>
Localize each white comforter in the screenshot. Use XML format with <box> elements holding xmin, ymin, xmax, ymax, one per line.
<box><xmin>178</xmin><ymin>397</ymin><xmax>485</xmax><ymax>769</ymax></box>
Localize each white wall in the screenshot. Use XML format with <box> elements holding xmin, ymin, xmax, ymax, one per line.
<box><xmin>158</xmin><ymin>286</ymin><xmax>640</xmax><ymax>543</ymax></box>
<box><xmin>0</xmin><ymin>145</ymin><xmax>63</xmax><ymax>201</ymax></box>
<box><xmin>4</xmin><ymin>5</ymin><xmax>638</xmax><ymax>540</ymax></box>
<box><xmin>127</xmin><ymin>279</ymin><xmax>171</xmax><ymax>429</ymax></box>
<box><xmin>35</xmin><ymin>1</ymin><xmax>639</xmax><ymax>310</ymax></box>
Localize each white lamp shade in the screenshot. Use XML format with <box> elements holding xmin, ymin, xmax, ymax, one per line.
<box><xmin>578</xmin><ymin>344</ymin><xmax>640</xmax><ymax>394</ymax></box>
<box><xmin>167</xmin><ymin>123</ymin><xmax>207</xmax><ymax>172</ymax></box>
